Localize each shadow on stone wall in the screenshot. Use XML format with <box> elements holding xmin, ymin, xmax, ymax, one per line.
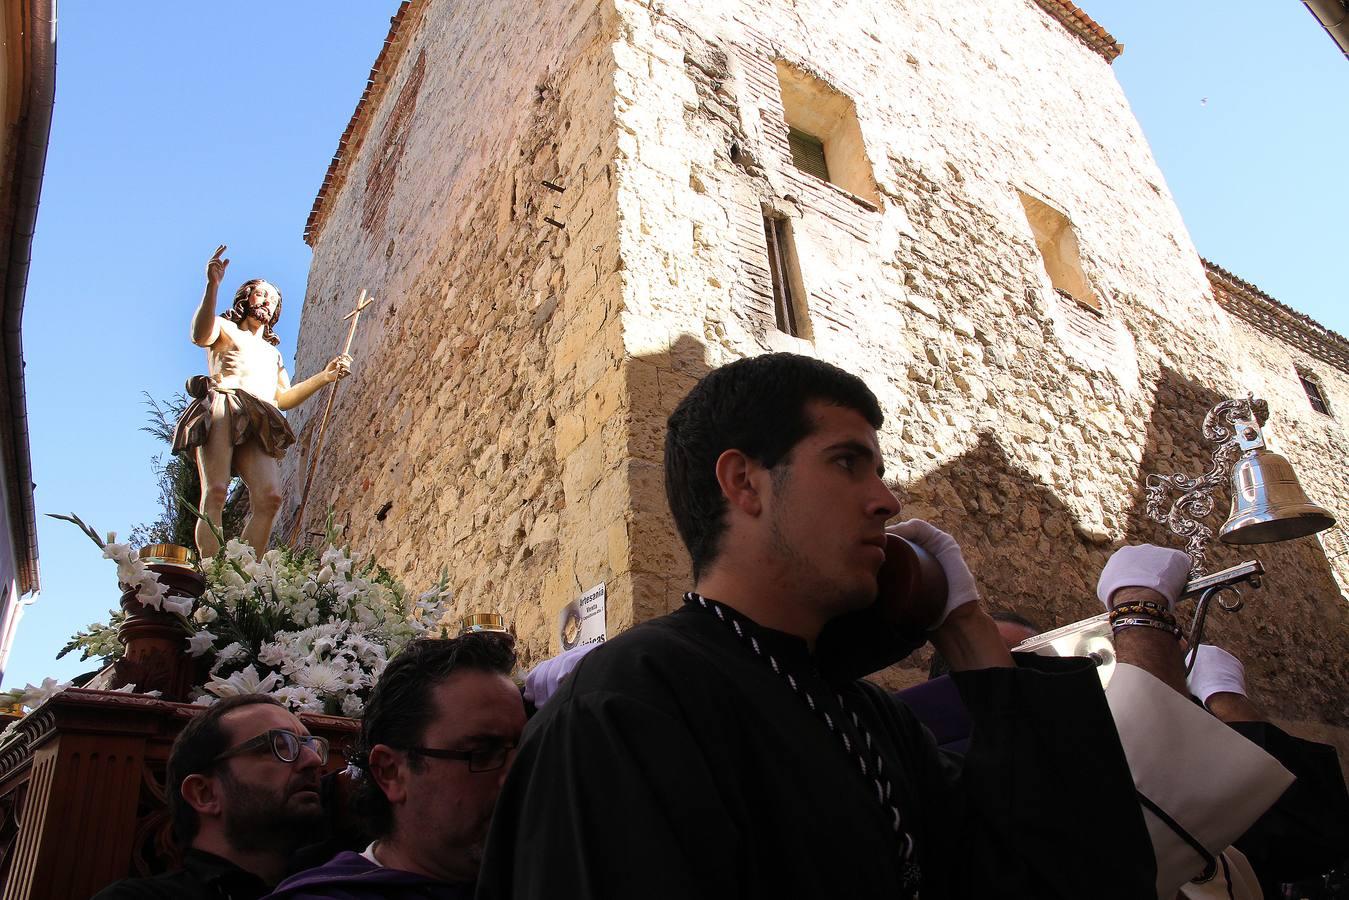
<box><xmin>626</xmin><ymin>334</ymin><xmax>714</xmax><ymax>618</ymax></box>
<box><xmin>1122</xmin><ymin>366</ymin><xmax>1349</xmax><ymax>726</ymax></box>
<box><xmin>892</xmin><ymin>431</ymin><xmax>1111</xmax><ymax>645</ymax></box>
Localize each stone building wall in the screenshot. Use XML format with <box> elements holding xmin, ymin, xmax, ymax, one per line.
<box><xmin>608</xmin><ymin>0</ymin><xmax>1349</xmax><ymax>728</ymax></box>
<box><xmin>280</xmin><ymin>0</ymin><xmax>629</xmax><ymax>665</ymax></box>
<box><xmin>291</xmin><ymin>0</ymin><xmax>1349</xmax><ymax>731</ymax></box>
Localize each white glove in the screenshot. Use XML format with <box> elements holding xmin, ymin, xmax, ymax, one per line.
<box><xmin>1096</xmin><ymin>544</ymin><xmax>1191</xmax><ymax>610</ymax></box>
<box><xmin>1186</xmin><ymin>644</ymin><xmax>1248</xmax><ymax>706</ymax></box>
<box><xmin>888</xmin><ymin>519</ymin><xmax>978</xmax><ymax>629</ymax></box>
<box><xmin>523</xmin><ymin>642</ymin><xmax>596</xmax><ymax>708</ymax></box>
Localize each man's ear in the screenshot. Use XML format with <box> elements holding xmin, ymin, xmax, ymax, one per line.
<box><xmin>180</xmin><ymin>773</ymin><xmax>224</xmax><ymax>818</ymax></box>
<box><xmin>368</xmin><ymin>744</ymin><xmax>408</xmax><ymax>806</ymax></box>
<box><xmin>715</xmin><ymin>448</ymin><xmax>764</xmax><ymax>517</ymax></box>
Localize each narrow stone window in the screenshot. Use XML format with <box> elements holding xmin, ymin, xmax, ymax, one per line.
<box><xmin>763</xmin><ymin>214</ymin><xmax>808</xmax><ymax>338</ymax></box>
<box><xmin>1017</xmin><ymin>191</ymin><xmax>1100</xmax><ymax>311</ymax></box>
<box><xmin>787</xmin><ymin>127</ymin><xmax>830</xmax><ymax>182</ymax></box>
<box><xmin>1299</xmin><ymin>371</ymin><xmax>1332</xmax><ymax>416</ymax></box>
<box><xmin>775</xmin><ymin>61</ymin><xmax>879</xmax><ymax>205</ymax></box>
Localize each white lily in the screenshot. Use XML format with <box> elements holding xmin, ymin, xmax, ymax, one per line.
<box><xmin>185</xmin><ymin>630</ymin><xmax>217</xmax><ymax>657</ymax></box>
<box><xmin>204</xmin><ymin>665</ymin><xmax>281</xmax><ymax>698</ymax></box>
<box><xmin>162</xmin><ymin>595</ymin><xmax>193</xmax><ymax>617</ymax></box>
<box><xmin>20</xmin><ymin>677</ymin><xmax>69</xmax><ymax>709</ymax></box>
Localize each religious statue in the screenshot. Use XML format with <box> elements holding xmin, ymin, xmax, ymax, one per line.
<box><xmin>172</xmin><ymin>245</ymin><xmax>352</xmax><ymax>558</ymax></box>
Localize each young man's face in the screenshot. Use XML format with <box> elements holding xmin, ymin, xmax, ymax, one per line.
<box><xmin>214</xmin><ymin>703</ymin><xmax>325</xmax><ymax>852</ymax></box>
<box><xmin>397</xmin><ymin>668</ymin><xmax>527</xmax><ymax>877</ymax></box>
<box><xmin>761</xmin><ymin>400</ymin><xmax>899</xmax><ymax>618</ymax></box>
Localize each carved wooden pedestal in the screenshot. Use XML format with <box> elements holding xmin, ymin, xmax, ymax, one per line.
<box><xmin>0</xmin><ymin>689</ymin><xmax>357</xmax><ymax>899</ymax></box>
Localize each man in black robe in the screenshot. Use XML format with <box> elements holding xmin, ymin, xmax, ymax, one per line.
<box><xmin>476</xmin><ymin>352</ymin><xmax>1156</xmax><ymax>899</ymax></box>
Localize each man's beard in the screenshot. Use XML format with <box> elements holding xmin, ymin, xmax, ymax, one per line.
<box><xmin>219</xmin><ymin>772</ymin><xmax>324</xmax><ymax>853</ymax></box>
<box><xmin>247</xmin><ymin>305</ymin><xmax>272</xmax><ymax>325</ymax></box>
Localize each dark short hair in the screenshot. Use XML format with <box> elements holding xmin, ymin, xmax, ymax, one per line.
<box><xmin>352</xmin><ymin>635</ymin><xmax>518</xmax><ymax>837</ymax></box>
<box><xmin>168</xmin><ymin>693</ymin><xmax>287</xmax><ymax>847</ymax></box>
<box><xmin>664</xmin><ymin>353</ymin><xmax>883</xmax><ymax>578</ymax></box>
<box><xmin>221</xmin><ymin>278</ymin><xmax>283</xmax><ymax>346</ymax></box>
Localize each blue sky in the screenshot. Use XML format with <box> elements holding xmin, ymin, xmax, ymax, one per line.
<box><xmin>5</xmin><ymin>2</ymin><xmax>1346</xmax><ymax>688</ymax></box>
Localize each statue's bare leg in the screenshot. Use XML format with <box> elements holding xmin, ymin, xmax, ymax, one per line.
<box><xmin>194</xmin><ymin>394</ymin><xmax>234</xmax><ymax>559</ymax></box>
<box><xmin>234</xmin><ymin>439</ymin><xmax>284</xmax><ymax>553</ymax></box>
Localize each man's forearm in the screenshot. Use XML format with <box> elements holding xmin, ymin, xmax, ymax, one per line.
<box><xmin>192</xmin><ymin>282</ymin><xmax>220</xmax><ymax>346</ymax></box>
<box><xmin>929</xmin><ymin>603</ymin><xmax>1014</xmax><ymax>671</ymax></box>
<box><xmin>1109</xmin><ymin>586</ymin><xmax>1188</xmax><ymax>696</ymax></box>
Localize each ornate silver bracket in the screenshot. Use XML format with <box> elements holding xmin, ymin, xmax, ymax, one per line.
<box><xmin>1144</xmin><ymin>396</ymin><xmax>1268</xmax><ymax>577</ymax></box>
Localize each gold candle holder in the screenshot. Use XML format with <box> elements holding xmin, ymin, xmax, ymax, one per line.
<box><xmin>137</xmin><ymin>543</ymin><xmax>196</xmax><ymax>570</ymax></box>
<box><xmin>460</xmin><ymin>612</ymin><xmax>510</xmax><ymax>635</ymax></box>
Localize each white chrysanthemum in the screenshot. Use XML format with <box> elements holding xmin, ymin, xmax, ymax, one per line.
<box><xmin>272</xmin><ymin>684</ymin><xmax>323</xmax><ymax>713</ymax></box>
<box><xmin>340</xmin><ymin>693</ymin><xmax>364</xmax><ymax>717</ymax></box>
<box><xmin>292</xmin><ymin>660</ymin><xmax>355</xmax><ymax>695</ymax></box>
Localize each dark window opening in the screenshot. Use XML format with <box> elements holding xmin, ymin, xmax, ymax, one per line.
<box><xmin>1300</xmin><ymin>372</ymin><xmax>1332</xmax><ymax>416</ymax></box>
<box><xmin>763</xmin><ymin>215</ymin><xmax>803</xmax><ymax>337</ymax></box>
<box><xmin>787</xmin><ymin>127</ymin><xmax>830</xmax><ymax>183</ymax></box>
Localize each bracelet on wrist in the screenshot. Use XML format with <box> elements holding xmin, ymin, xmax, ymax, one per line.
<box><xmin>1109</xmin><ymin>603</ymin><xmax>1177</xmax><ymax>628</ymax></box>
<box><xmin>1110</xmin><ymin>615</ymin><xmax>1184</xmax><ymax>641</ymax></box>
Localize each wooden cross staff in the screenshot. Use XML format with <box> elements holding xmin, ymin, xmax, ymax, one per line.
<box><xmin>287</xmin><ymin>289</ymin><xmax>375</xmax><ymax>548</ymax></box>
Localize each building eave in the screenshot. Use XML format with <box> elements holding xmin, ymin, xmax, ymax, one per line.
<box><xmin>0</xmin><ymin>0</ymin><xmax>55</xmax><ymax>597</ymax></box>
<box><xmin>1031</xmin><ymin>0</ymin><xmax>1123</xmax><ymax>63</ymax></box>
<box><xmin>1205</xmin><ymin>259</ymin><xmax>1349</xmax><ymax>376</ymax></box>
<box><xmin>304</xmin><ymin>0</ymin><xmax>425</xmax><ymax>247</ymax></box>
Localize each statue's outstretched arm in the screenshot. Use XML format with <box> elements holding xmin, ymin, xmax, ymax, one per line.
<box><xmin>275</xmin><ymin>355</ymin><xmax>351</xmax><ymax>410</ymax></box>
<box><xmin>192</xmin><ymin>245</ymin><xmax>228</xmax><ymax>347</ymax></box>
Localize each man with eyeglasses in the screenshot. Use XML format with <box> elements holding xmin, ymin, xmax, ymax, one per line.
<box><xmin>265</xmin><ymin>633</ymin><xmax>525</xmax><ymax>899</ymax></box>
<box><xmin>93</xmin><ymin>694</ymin><xmax>329</xmax><ymax>899</ymax></box>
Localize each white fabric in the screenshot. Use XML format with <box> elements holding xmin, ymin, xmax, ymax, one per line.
<box><xmin>1097</xmin><ymin>544</ymin><xmax>1193</xmax><ymax>610</ymax></box>
<box><xmin>1104</xmin><ymin>664</ymin><xmax>1292</xmax><ymax>897</ymax></box>
<box><xmin>888</xmin><ymin>519</ymin><xmax>978</xmax><ymax>627</ymax></box>
<box><xmin>1186</xmin><ymin>645</ymin><xmax>1248</xmax><ymax>706</ymax></box>
<box><xmin>360</xmin><ymin>841</ymin><xmax>384</xmax><ymax>867</ymax></box>
<box><xmin>1180</xmin><ymin>846</ymin><xmax>1262</xmax><ymax>900</ymax></box>
<box><xmin>523</xmin><ymin>643</ymin><xmax>596</xmax><ymax>707</ymax></box>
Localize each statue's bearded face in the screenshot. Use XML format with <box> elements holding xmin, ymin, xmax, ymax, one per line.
<box><xmin>247</xmin><ymin>282</ymin><xmax>280</xmax><ymax>325</ymax></box>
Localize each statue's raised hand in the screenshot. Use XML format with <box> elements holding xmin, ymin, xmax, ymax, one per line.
<box><xmin>206</xmin><ymin>245</ymin><xmax>230</xmax><ymax>286</ymax></box>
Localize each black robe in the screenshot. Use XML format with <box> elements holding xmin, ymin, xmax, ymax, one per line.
<box><xmin>476</xmin><ymin>603</ymin><xmax>1155</xmax><ymax>899</ymax></box>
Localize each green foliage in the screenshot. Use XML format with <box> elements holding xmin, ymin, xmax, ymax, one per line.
<box><xmin>57</xmin><ymin>611</ymin><xmax>125</xmax><ymax>662</ymax></box>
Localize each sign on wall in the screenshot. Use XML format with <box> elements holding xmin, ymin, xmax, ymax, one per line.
<box><xmin>558</xmin><ymin>582</ymin><xmax>607</xmax><ymax>651</ymax></box>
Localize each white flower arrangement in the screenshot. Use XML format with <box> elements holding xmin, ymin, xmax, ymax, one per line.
<box><xmin>55</xmin><ymin>514</ymin><xmax>458</xmax><ymax>717</ymax></box>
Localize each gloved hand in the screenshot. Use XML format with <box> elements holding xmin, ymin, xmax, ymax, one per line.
<box><xmin>523</xmin><ymin>642</ymin><xmax>597</xmax><ymax>708</ymax></box>
<box><xmin>1096</xmin><ymin>544</ymin><xmax>1191</xmax><ymax>610</ymax></box>
<box><xmin>1186</xmin><ymin>644</ymin><xmax>1247</xmax><ymax>706</ymax></box>
<box><xmin>887</xmin><ymin>519</ymin><xmax>978</xmax><ymax>629</ymax></box>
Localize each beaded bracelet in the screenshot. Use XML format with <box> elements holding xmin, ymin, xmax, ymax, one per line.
<box><xmin>1109</xmin><ymin>603</ymin><xmax>1177</xmax><ymax>628</ymax></box>
<box><xmin>1111</xmin><ymin>615</ymin><xmax>1184</xmax><ymax>641</ymax></box>
<box><xmin>1108</xmin><ymin>598</ymin><xmax>1170</xmax><ymax>616</ymax></box>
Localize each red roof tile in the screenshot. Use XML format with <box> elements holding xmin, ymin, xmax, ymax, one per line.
<box><xmin>304</xmin><ymin>0</ymin><xmax>426</xmax><ymax>246</ymax></box>
<box><xmin>1031</xmin><ymin>0</ymin><xmax>1123</xmax><ymax>63</ymax></box>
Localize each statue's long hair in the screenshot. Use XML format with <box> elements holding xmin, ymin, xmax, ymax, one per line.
<box><xmin>221</xmin><ymin>278</ymin><xmax>283</xmax><ymax>346</ymax></box>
